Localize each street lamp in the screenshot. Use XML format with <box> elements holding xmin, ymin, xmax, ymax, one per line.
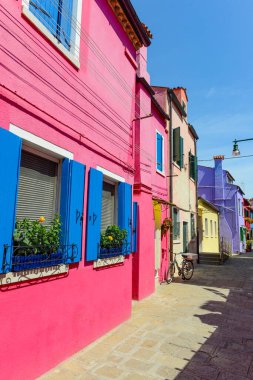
<box><xmin>232</xmin><ymin>140</ymin><xmax>240</xmax><ymax>156</ymax></box>
<box><xmin>232</xmin><ymin>138</ymin><xmax>253</xmax><ymax>156</ymax></box>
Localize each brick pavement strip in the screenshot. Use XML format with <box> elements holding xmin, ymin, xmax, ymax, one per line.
<box><xmin>39</xmin><ymin>253</ymin><xmax>253</xmax><ymax>380</ymax></box>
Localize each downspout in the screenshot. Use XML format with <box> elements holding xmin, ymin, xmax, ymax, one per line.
<box><xmin>194</xmin><ymin>137</ymin><xmax>200</xmax><ymax>263</ymax></box>
<box><xmin>169</xmin><ymin>91</ymin><xmax>173</xmax><ymax>262</ymax></box>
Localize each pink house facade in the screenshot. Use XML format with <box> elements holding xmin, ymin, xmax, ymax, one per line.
<box><xmin>0</xmin><ymin>0</ymin><xmax>156</xmax><ymax>378</ymax></box>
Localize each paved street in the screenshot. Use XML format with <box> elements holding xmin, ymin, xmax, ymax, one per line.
<box><xmin>40</xmin><ymin>253</ymin><xmax>253</xmax><ymax>380</ymax></box>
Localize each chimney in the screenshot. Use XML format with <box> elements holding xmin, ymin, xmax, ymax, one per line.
<box><xmin>136</xmin><ymin>47</ymin><xmax>150</xmax><ymax>83</ymax></box>
<box><xmin>214</xmin><ymin>155</ymin><xmax>225</xmax><ymax>202</ymax></box>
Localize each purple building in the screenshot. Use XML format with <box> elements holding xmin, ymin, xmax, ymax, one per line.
<box><xmin>198</xmin><ymin>155</ymin><xmax>245</xmax><ymax>254</ymax></box>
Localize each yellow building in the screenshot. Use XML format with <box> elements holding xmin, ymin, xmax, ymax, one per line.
<box><xmin>198</xmin><ymin>197</ymin><xmax>220</xmax><ymax>253</ymax></box>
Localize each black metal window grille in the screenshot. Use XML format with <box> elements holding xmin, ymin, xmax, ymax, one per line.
<box><xmin>2</xmin><ymin>244</ymin><xmax>77</xmax><ymax>272</ymax></box>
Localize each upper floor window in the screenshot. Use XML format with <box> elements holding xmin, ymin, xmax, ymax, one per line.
<box><xmin>189</xmin><ymin>152</ymin><xmax>197</xmax><ymax>181</ymax></box>
<box><xmin>173</xmin><ymin>127</ymin><xmax>184</xmax><ymax>169</ymax></box>
<box><xmin>22</xmin><ymin>0</ymin><xmax>81</xmax><ymax>66</ymax></box>
<box><xmin>156</xmin><ymin>131</ymin><xmax>164</xmax><ymax>174</ymax></box>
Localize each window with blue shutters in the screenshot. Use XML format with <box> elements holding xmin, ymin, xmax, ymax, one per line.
<box><xmin>156</xmin><ymin>131</ymin><xmax>164</xmax><ymax>173</ymax></box>
<box><xmin>0</xmin><ymin>128</ymin><xmax>85</xmax><ymax>274</ymax></box>
<box><xmin>28</xmin><ymin>0</ymin><xmax>73</xmax><ymax>51</ymax></box>
<box><xmin>22</xmin><ymin>0</ymin><xmax>81</xmax><ymax>64</ymax></box>
<box><xmin>86</xmin><ymin>168</ymin><xmax>133</xmax><ymax>262</ymax></box>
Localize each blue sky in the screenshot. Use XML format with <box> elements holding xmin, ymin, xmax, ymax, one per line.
<box><xmin>132</xmin><ymin>0</ymin><xmax>253</xmax><ymax>197</ymax></box>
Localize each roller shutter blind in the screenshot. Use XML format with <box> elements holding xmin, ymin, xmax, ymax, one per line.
<box><xmin>16</xmin><ymin>150</ymin><xmax>58</xmax><ymax>226</ymax></box>
<box><xmin>101</xmin><ymin>182</ymin><xmax>116</xmax><ymax>232</ymax></box>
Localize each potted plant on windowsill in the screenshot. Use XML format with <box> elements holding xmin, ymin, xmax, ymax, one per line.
<box><xmin>100</xmin><ymin>225</ymin><xmax>127</xmax><ymax>258</ymax></box>
<box><xmin>12</xmin><ymin>215</ymin><xmax>62</xmax><ymax>271</ymax></box>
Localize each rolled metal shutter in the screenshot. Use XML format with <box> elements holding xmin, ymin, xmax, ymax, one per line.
<box><xmin>16</xmin><ymin>150</ymin><xmax>58</xmax><ymax>226</ymax></box>
<box><xmin>101</xmin><ymin>182</ymin><xmax>115</xmax><ymax>232</ymax></box>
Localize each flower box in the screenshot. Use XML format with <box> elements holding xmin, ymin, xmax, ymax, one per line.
<box><xmin>12</xmin><ymin>251</ymin><xmax>64</xmax><ymax>272</ymax></box>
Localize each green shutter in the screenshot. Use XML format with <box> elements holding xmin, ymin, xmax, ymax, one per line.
<box><xmin>179</xmin><ymin>137</ymin><xmax>184</xmax><ymax>169</ymax></box>
<box><xmin>173</xmin><ymin>127</ymin><xmax>180</xmax><ymax>163</ymax></box>
<box><xmin>194</xmin><ymin>156</ymin><xmax>198</xmax><ymax>181</ymax></box>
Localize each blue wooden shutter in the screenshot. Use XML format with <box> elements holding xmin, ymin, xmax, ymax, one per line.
<box><xmin>179</xmin><ymin>137</ymin><xmax>184</xmax><ymax>169</ymax></box>
<box><xmin>156</xmin><ymin>132</ymin><xmax>163</xmax><ymax>172</ymax></box>
<box><xmin>59</xmin><ymin>0</ymin><xmax>73</xmax><ymax>50</ymax></box>
<box><xmin>86</xmin><ymin>168</ymin><xmax>103</xmax><ymax>261</ymax></box>
<box><xmin>60</xmin><ymin>159</ymin><xmax>85</xmax><ymax>263</ymax></box>
<box><xmin>132</xmin><ymin>202</ymin><xmax>138</xmax><ymax>253</ymax></box>
<box><xmin>29</xmin><ymin>0</ymin><xmax>58</xmax><ymax>37</ymax></box>
<box><xmin>0</xmin><ymin>128</ymin><xmax>22</xmax><ymax>273</ymax></box>
<box><xmin>118</xmin><ymin>182</ymin><xmax>132</xmax><ymax>254</ymax></box>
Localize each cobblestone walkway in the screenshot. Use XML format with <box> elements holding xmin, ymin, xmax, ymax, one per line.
<box><xmin>40</xmin><ymin>253</ymin><xmax>253</xmax><ymax>380</ymax></box>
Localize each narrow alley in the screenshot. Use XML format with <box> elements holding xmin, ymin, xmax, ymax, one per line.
<box><xmin>40</xmin><ymin>254</ymin><xmax>253</xmax><ymax>380</ymax></box>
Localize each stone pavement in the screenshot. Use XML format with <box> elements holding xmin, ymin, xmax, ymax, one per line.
<box><xmin>40</xmin><ymin>253</ymin><xmax>253</xmax><ymax>380</ymax></box>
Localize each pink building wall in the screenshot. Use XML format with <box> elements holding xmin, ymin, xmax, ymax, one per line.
<box><xmin>132</xmin><ymin>49</ymin><xmax>169</xmax><ymax>299</ymax></box>
<box><xmin>0</xmin><ymin>0</ymin><xmax>151</xmax><ymax>378</ymax></box>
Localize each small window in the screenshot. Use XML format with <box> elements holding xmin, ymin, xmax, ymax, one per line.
<box><xmin>210</xmin><ymin>220</ymin><xmax>213</xmax><ymax>237</ymax></box>
<box><xmin>101</xmin><ymin>181</ymin><xmax>118</xmax><ymax>232</ymax></box>
<box><xmin>16</xmin><ymin>150</ymin><xmax>59</xmax><ymax>226</ymax></box>
<box><xmin>214</xmin><ymin>221</ymin><xmax>217</xmax><ymax>237</ymax></box>
<box><xmin>156</xmin><ymin>131</ymin><xmax>164</xmax><ymax>173</ymax></box>
<box><xmin>205</xmin><ymin>218</ymin><xmax>208</xmax><ymax>237</ymax></box>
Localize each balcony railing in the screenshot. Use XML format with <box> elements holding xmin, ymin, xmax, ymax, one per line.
<box><xmin>2</xmin><ymin>244</ymin><xmax>77</xmax><ymax>272</ymax></box>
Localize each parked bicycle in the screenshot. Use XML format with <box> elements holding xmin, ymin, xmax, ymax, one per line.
<box><xmin>166</xmin><ymin>252</ymin><xmax>194</xmax><ymax>283</ymax></box>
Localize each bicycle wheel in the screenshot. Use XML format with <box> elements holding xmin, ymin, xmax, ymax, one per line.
<box><xmin>182</xmin><ymin>260</ymin><xmax>194</xmax><ymax>280</ymax></box>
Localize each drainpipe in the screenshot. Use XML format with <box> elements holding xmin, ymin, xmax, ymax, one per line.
<box><xmin>194</xmin><ymin>137</ymin><xmax>200</xmax><ymax>264</ymax></box>
<box><xmin>168</xmin><ymin>91</ymin><xmax>173</xmax><ymax>262</ymax></box>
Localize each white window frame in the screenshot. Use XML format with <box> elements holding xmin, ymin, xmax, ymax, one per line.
<box><xmin>10</xmin><ymin>124</ymin><xmax>73</xmax><ymax>159</ymax></box>
<box><xmin>156</xmin><ymin>130</ymin><xmax>165</xmax><ymax>176</ymax></box>
<box><xmin>21</xmin><ymin>0</ymin><xmax>82</xmax><ymax>68</ymax></box>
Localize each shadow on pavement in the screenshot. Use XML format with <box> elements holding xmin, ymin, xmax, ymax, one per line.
<box><xmin>172</xmin><ymin>254</ymin><xmax>253</xmax><ymax>380</ymax></box>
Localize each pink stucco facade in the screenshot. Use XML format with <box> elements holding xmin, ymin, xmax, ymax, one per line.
<box><xmin>0</xmin><ymin>1</ymin><xmax>157</xmax><ymax>379</ymax></box>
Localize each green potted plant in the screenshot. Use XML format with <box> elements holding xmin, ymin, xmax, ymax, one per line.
<box><xmin>100</xmin><ymin>225</ymin><xmax>127</xmax><ymax>257</ymax></box>
<box><xmin>13</xmin><ymin>215</ymin><xmax>62</xmax><ymax>271</ymax></box>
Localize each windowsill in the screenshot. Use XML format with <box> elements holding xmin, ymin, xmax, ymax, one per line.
<box><xmin>173</xmin><ymin>162</ymin><xmax>181</xmax><ymax>171</ymax></box>
<box><xmin>22</xmin><ymin>6</ymin><xmax>80</xmax><ymax>69</ymax></box>
<box><xmin>190</xmin><ymin>177</ymin><xmax>196</xmax><ymax>183</ymax></box>
<box><xmin>156</xmin><ymin>169</ymin><xmax>165</xmax><ymax>177</ymax></box>
<box><xmin>0</xmin><ymin>264</ymin><xmax>69</xmax><ymax>286</ymax></box>
<box><xmin>93</xmin><ymin>255</ymin><xmax>125</xmax><ymax>268</ymax></box>
<box><xmin>173</xmin><ymin>239</ymin><xmax>181</xmax><ymax>244</ymax></box>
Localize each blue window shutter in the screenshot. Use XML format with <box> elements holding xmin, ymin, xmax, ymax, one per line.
<box><xmin>156</xmin><ymin>132</ymin><xmax>163</xmax><ymax>171</ymax></box>
<box><xmin>59</xmin><ymin>0</ymin><xmax>73</xmax><ymax>50</ymax></box>
<box><xmin>0</xmin><ymin>128</ymin><xmax>22</xmax><ymax>273</ymax></box>
<box><xmin>60</xmin><ymin>159</ymin><xmax>85</xmax><ymax>263</ymax></box>
<box><xmin>118</xmin><ymin>182</ymin><xmax>132</xmax><ymax>254</ymax></box>
<box><xmin>86</xmin><ymin>168</ymin><xmax>103</xmax><ymax>261</ymax></box>
<box><xmin>132</xmin><ymin>202</ymin><xmax>138</xmax><ymax>253</ymax></box>
<box><xmin>29</xmin><ymin>0</ymin><xmax>58</xmax><ymax>37</ymax></box>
